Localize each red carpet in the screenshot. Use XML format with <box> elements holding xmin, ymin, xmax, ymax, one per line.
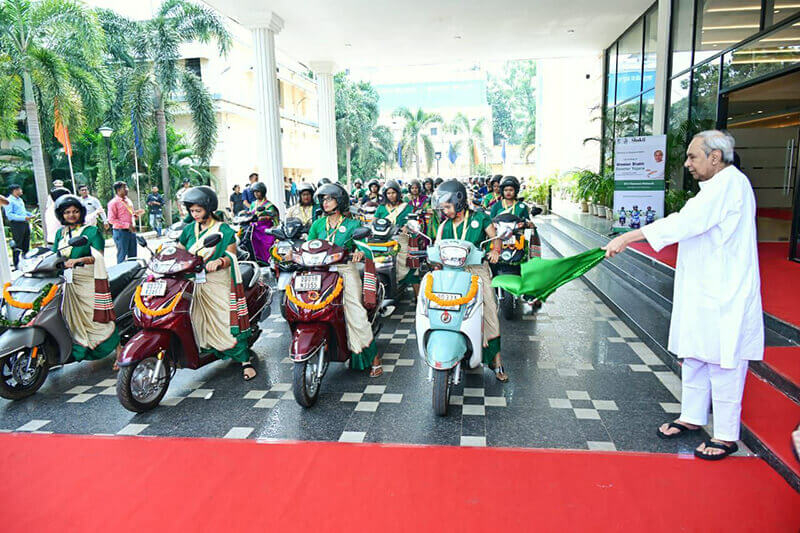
<box><xmin>742</xmin><ymin>369</ymin><xmax>800</xmax><ymax>479</ymax></box>
<box><xmin>629</xmin><ymin>241</ymin><xmax>800</xmax><ymax>328</ymax></box>
<box><xmin>1</xmin><ymin>433</ymin><xmax>798</xmax><ymax>532</ymax></box>
<box><xmin>765</xmin><ymin>346</ymin><xmax>800</xmax><ymax>386</ymax></box>
<box><xmin>757</xmin><ymin>208</ymin><xmax>793</xmax><ymax>221</ymax></box>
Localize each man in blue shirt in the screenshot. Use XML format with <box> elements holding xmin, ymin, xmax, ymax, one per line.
<box><xmin>146</xmin><ymin>185</ymin><xmax>165</xmax><ymax>237</ymax></box>
<box><xmin>242</xmin><ymin>172</ymin><xmax>258</xmax><ymax>208</ymax></box>
<box><xmin>4</xmin><ymin>184</ymin><xmax>32</xmax><ymax>268</ymax></box>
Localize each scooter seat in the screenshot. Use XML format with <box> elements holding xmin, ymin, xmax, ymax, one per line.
<box><xmin>239</xmin><ymin>261</ymin><xmax>257</xmax><ymax>289</ymax></box>
<box><xmin>107</xmin><ymin>260</ymin><xmax>144</xmax><ymax>298</ymax></box>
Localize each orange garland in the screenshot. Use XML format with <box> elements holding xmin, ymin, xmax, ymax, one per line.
<box><xmin>366</xmin><ymin>240</ymin><xmax>398</xmax><ymax>248</ymax></box>
<box><xmin>424</xmin><ymin>274</ymin><xmax>479</xmax><ymax>307</ymax></box>
<box><xmin>285</xmin><ymin>277</ymin><xmax>344</xmax><ymax>311</ymax></box>
<box><xmin>134</xmin><ymin>285</ymin><xmax>183</xmax><ymax>317</ymax></box>
<box><xmin>3</xmin><ymin>282</ymin><xmax>59</xmax><ymax>310</ymax></box>
<box><xmin>271</xmin><ymin>246</ymin><xmax>284</xmax><ymax>262</ymax></box>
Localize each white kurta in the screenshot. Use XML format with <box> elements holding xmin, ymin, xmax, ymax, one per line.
<box><xmin>641</xmin><ymin>165</ymin><xmax>764</xmax><ymax>369</ymax></box>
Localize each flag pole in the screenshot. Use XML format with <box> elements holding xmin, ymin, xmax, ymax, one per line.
<box><xmin>133</xmin><ymin>146</ymin><xmax>142</xmax><ymax>232</ymax></box>
<box><xmin>66</xmin><ymin>151</ymin><xmax>77</xmax><ymax>193</ymax></box>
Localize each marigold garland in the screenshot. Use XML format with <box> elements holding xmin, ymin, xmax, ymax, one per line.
<box><xmin>502</xmin><ymin>235</ymin><xmax>525</xmax><ymax>251</ymax></box>
<box><xmin>424</xmin><ymin>274</ymin><xmax>479</xmax><ymax>307</ymax></box>
<box><xmin>271</xmin><ymin>246</ymin><xmax>284</xmax><ymax>262</ymax></box>
<box><xmin>366</xmin><ymin>240</ymin><xmax>398</xmax><ymax>248</ymax></box>
<box><xmin>134</xmin><ymin>285</ymin><xmax>183</xmax><ymax>317</ymax></box>
<box><xmin>285</xmin><ymin>277</ymin><xmax>344</xmax><ymax>311</ymax></box>
<box><xmin>3</xmin><ymin>282</ymin><xmax>58</xmax><ymax>310</ymax></box>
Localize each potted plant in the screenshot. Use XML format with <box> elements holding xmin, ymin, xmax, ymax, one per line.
<box><xmin>576</xmin><ymin>170</ymin><xmax>602</xmax><ymax>215</ymax></box>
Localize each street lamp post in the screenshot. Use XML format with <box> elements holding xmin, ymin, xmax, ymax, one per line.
<box><xmin>435</xmin><ymin>151</ymin><xmax>442</xmax><ymax>176</ymax></box>
<box><xmin>98</xmin><ymin>126</ymin><xmax>113</xmax><ymax>181</ymax></box>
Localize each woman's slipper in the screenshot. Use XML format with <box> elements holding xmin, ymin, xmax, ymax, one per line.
<box><xmin>694</xmin><ymin>439</ymin><xmax>738</xmax><ymax>460</ymax></box>
<box><xmin>369</xmin><ymin>365</ymin><xmax>383</xmax><ymax>378</ymax></box>
<box><xmin>792</xmin><ymin>424</ymin><xmax>800</xmax><ymax>463</ymax></box>
<box><xmin>656</xmin><ymin>421</ymin><xmax>701</xmax><ymax>439</ymax></box>
<box><xmin>492</xmin><ymin>364</ymin><xmax>509</xmax><ymax>383</ymax></box>
<box><xmin>242</xmin><ymin>363</ymin><xmax>257</xmax><ymax>381</ymax></box>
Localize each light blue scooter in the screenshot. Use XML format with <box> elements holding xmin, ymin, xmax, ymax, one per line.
<box><xmin>409</xmin><ymin>222</ymin><xmax>509</xmax><ymax>415</ymax></box>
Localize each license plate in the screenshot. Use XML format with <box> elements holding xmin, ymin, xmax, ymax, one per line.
<box><xmin>294</xmin><ymin>274</ymin><xmax>321</xmax><ymax>292</ymax></box>
<box><xmin>429</xmin><ymin>292</ymin><xmax>461</xmax><ymax>310</ymax></box>
<box><xmin>141</xmin><ymin>281</ymin><xmax>167</xmax><ymax>297</ymax></box>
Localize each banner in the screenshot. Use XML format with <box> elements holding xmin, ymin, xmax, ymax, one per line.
<box><xmin>612</xmin><ymin>135</ymin><xmax>666</xmax><ymax>233</ymax></box>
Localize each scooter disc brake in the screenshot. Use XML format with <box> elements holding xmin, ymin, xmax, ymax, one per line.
<box><xmin>11</xmin><ymin>352</ymin><xmax>39</xmax><ymax>386</ymax></box>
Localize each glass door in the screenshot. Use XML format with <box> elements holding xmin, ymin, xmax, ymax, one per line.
<box><xmin>790</xmin><ymin>130</ymin><xmax>800</xmax><ymax>262</ymax></box>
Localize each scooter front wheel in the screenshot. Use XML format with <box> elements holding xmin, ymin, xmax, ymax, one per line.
<box><xmin>292</xmin><ymin>346</ymin><xmax>326</xmax><ymax>408</ymax></box>
<box><xmin>500</xmin><ymin>289</ymin><xmax>515</xmax><ymax>321</ymax></box>
<box><xmin>0</xmin><ymin>347</ymin><xmax>49</xmax><ymax>400</ymax></box>
<box><xmin>117</xmin><ymin>355</ymin><xmax>171</xmax><ymax>413</ymax></box>
<box><xmin>432</xmin><ymin>369</ymin><xmax>451</xmax><ymax>416</ymax></box>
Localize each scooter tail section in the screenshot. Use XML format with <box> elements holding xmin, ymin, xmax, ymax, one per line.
<box><xmin>425</xmin><ymin>330</ymin><xmax>467</xmax><ymax>370</ymax></box>
<box><xmin>118</xmin><ymin>329</ymin><xmax>172</xmax><ymax>367</ymax></box>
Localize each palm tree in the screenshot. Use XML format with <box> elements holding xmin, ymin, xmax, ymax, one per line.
<box><xmin>519</xmin><ymin>122</ymin><xmax>536</xmax><ymax>163</ymax></box>
<box><xmin>370</xmin><ymin>125</ymin><xmax>394</xmax><ymax>178</ymax></box>
<box><xmin>448</xmin><ymin>112</ymin><xmax>489</xmax><ymax>174</ymax></box>
<box><xmin>102</xmin><ymin>1</ymin><xmax>230</xmax><ymax>222</ymax></box>
<box><xmin>0</xmin><ymin>0</ymin><xmax>107</xmax><ymax>236</ymax></box>
<box><xmin>392</xmin><ymin>107</ymin><xmax>442</xmax><ymax>177</ymax></box>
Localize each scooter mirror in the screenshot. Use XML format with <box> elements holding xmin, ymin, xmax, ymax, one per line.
<box><xmin>136</xmin><ymin>235</ymin><xmax>148</xmax><ymax>248</ymax></box>
<box><xmin>530</xmin><ymin>206</ymin><xmax>543</xmax><ymax>217</ymax></box>
<box><xmin>203</xmin><ymin>234</ymin><xmax>222</xmax><ymax>249</ymax></box>
<box><xmin>68</xmin><ymin>235</ymin><xmax>89</xmax><ymax>248</ymax></box>
<box><xmin>351</xmin><ymin>227</ymin><xmax>371</xmax><ymax>241</ymax></box>
<box><xmin>170</xmin><ymin>221</ymin><xmax>186</xmax><ymax>231</ymax></box>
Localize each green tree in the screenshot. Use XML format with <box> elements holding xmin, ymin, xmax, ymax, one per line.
<box><xmin>101</xmin><ymin>1</ymin><xmax>230</xmax><ymax>222</ymax></box>
<box><xmin>334</xmin><ymin>73</ymin><xmax>387</xmax><ymax>184</ymax></box>
<box><xmin>487</xmin><ymin>59</ymin><xmax>537</xmax><ymax>146</ymax></box>
<box><xmin>448</xmin><ymin>112</ymin><xmax>488</xmax><ymax>174</ymax></box>
<box><xmin>0</xmin><ymin>0</ymin><xmax>107</xmax><ymax>235</ymax></box>
<box><xmin>392</xmin><ymin>107</ymin><xmax>442</xmax><ymax>177</ymax></box>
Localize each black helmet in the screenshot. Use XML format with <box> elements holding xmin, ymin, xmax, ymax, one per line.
<box><xmin>490</xmin><ymin>174</ymin><xmax>503</xmax><ymax>186</ymax></box>
<box><xmin>182</xmin><ymin>185</ymin><xmax>218</xmax><ymax>214</ymax></box>
<box><xmin>434</xmin><ymin>178</ymin><xmax>444</xmax><ymax>188</ymax></box>
<box><xmin>54</xmin><ymin>194</ymin><xmax>86</xmax><ymax>225</ymax></box>
<box><xmin>422</xmin><ymin>178</ymin><xmax>434</xmax><ymax>191</ymax></box>
<box><xmin>432</xmin><ymin>179</ymin><xmax>468</xmax><ymax>212</ymax></box>
<box><xmin>50</xmin><ymin>187</ymin><xmax>71</xmax><ymax>202</ymax></box>
<box><xmin>383</xmin><ymin>179</ymin><xmax>401</xmax><ymax>198</ymax></box>
<box><xmin>367</xmin><ymin>178</ymin><xmax>380</xmax><ymax>191</ymax></box>
<box><xmin>499</xmin><ymin>175</ymin><xmax>520</xmax><ymax>196</ymax></box>
<box><xmin>315</xmin><ymin>183</ymin><xmax>349</xmax><ymax>214</ymax></box>
<box><xmin>251</xmin><ymin>182</ymin><xmax>267</xmax><ymax>198</ymax></box>
<box><xmin>408</xmin><ymin>179</ymin><xmax>422</xmax><ymax>193</ymax></box>
<box><xmin>318</xmin><ymin>177</ymin><xmax>332</xmax><ymax>186</ymax></box>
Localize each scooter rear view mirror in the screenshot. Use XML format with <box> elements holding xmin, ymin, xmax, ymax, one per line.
<box><xmin>203</xmin><ymin>234</ymin><xmax>222</xmax><ymax>249</ymax></box>
<box><xmin>136</xmin><ymin>236</ymin><xmax>148</xmax><ymax>248</ymax></box>
<box><xmin>530</xmin><ymin>206</ymin><xmax>543</xmax><ymax>217</ymax></box>
<box><xmin>67</xmin><ymin>235</ymin><xmax>89</xmax><ymax>248</ymax></box>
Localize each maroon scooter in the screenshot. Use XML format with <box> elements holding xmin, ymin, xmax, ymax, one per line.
<box><xmin>284</xmin><ymin>229</ymin><xmax>390</xmax><ymax>407</ymax></box>
<box><xmin>116</xmin><ymin>234</ymin><xmax>271</xmax><ymax>412</ymax></box>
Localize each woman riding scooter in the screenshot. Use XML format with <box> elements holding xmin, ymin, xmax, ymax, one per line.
<box><xmin>364</xmin><ymin>178</ymin><xmax>381</xmax><ymax>204</ymax></box>
<box><xmin>248</xmin><ymin>181</ymin><xmax>280</xmax><ymax>263</ymax></box>
<box><xmin>406</xmin><ymin>179</ymin><xmax>428</xmax><ymax>211</ymax></box>
<box><xmin>53</xmin><ymin>195</ymin><xmax>120</xmax><ymax>363</ymax></box>
<box><xmin>434</xmin><ymin>180</ymin><xmax>507</xmax><ymax>382</ymax></box>
<box><xmin>179</xmin><ymin>186</ymin><xmax>256</xmax><ymax>380</ymax></box>
<box><xmin>482</xmin><ymin>175</ymin><xmax>503</xmax><ymax>210</ymax></box>
<box><xmin>299</xmin><ymin>183</ymin><xmax>383</xmax><ymax>377</ymax></box>
<box><xmin>490</xmin><ymin>176</ymin><xmax>530</xmax><ymax>220</ymax></box>
<box><xmin>422</xmin><ymin>178</ymin><xmax>435</xmax><ymax>198</ymax></box>
<box><xmin>376</xmin><ymin>180</ymin><xmax>417</xmax><ymax>294</ymax></box>
<box><xmin>286</xmin><ymin>182</ymin><xmax>317</xmax><ymax>226</ymax></box>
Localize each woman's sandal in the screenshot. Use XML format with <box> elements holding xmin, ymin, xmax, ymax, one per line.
<box><xmin>492</xmin><ymin>364</ymin><xmax>509</xmax><ymax>383</ymax></box>
<box><xmin>369</xmin><ymin>365</ymin><xmax>383</xmax><ymax>378</ymax></box>
<box><xmin>242</xmin><ymin>363</ymin><xmax>257</xmax><ymax>381</ymax></box>
<box><xmin>694</xmin><ymin>439</ymin><xmax>738</xmax><ymax>460</ymax></box>
<box><xmin>656</xmin><ymin>421</ymin><xmax>701</xmax><ymax>439</ymax></box>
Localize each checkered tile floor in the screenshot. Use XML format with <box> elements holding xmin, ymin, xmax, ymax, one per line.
<box><xmin>0</xmin><ymin>245</ymin><xmax>751</xmax><ymax>456</ymax></box>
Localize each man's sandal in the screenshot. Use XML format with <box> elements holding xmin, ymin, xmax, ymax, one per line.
<box><xmin>656</xmin><ymin>421</ymin><xmax>701</xmax><ymax>439</ymax></box>
<box><xmin>242</xmin><ymin>363</ymin><xmax>257</xmax><ymax>381</ymax></box>
<box><xmin>694</xmin><ymin>439</ymin><xmax>738</xmax><ymax>460</ymax></box>
<box><xmin>369</xmin><ymin>365</ymin><xmax>383</xmax><ymax>378</ymax></box>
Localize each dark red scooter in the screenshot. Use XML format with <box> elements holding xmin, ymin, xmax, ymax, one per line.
<box><xmin>284</xmin><ymin>229</ymin><xmax>390</xmax><ymax>407</ymax></box>
<box><xmin>116</xmin><ymin>234</ymin><xmax>271</xmax><ymax>412</ymax></box>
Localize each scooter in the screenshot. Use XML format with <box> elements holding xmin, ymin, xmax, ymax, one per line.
<box><xmin>267</xmin><ymin>217</ymin><xmax>308</xmax><ymax>316</ymax></box>
<box><xmin>235</xmin><ymin>206</ymin><xmax>275</xmax><ymax>266</ymax></box>
<box><xmin>116</xmin><ymin>233</ymin><xmax>271</xmax><ymax>412</ymax></box>
<box><xmin>0</xmin><ymin>236</ymin><xmax>146</xmax><ymax>400</ymax></box>
<box><xmin>410</xmin><ymin>223</ymin><xmax>509</xmax><ymax>416</ymax></box>
<box><xmin>491</xmin><ymin>207</ymin><xmax>543</xmax><ymax>320</ymax></box>
<box><xmin>283</xmin><ymin>228</ymin><xmax>391</xmax><ymax>408</ymax></box>
<box><xmin>364</xmin><ymin>217</ymin><xmax>400</xmax><ymax>301</ymax></box>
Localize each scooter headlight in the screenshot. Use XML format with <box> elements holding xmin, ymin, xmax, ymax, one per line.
<box><xmin>301</xmin><ymin>252</ymin><xmax>326</xmax><ymax>266</ymax></box>
<box><xmin>324</xmin><ymin>252</ymin><xmax>344</xmax><ymax>265</ymax></box>
<box><xmin>439</xmin><ymin>245</ymin><xmax>468</xmax><ymax>268</ymax></box>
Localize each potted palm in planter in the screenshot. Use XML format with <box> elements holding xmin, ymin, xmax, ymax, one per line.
<box><xmin>576</xmin><ymin>170</ymin><xmax>601</xmax><ymax>215</ymax></box>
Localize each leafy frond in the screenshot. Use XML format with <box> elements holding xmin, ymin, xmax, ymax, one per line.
<box><xmin>392</xmin><ymin>106</ymin><xmax>413</xmax><ymax>121</ymax></box>
<box><xmin>421</xmin><ymin>134</ymin><xmax>434</xmax><ymax>172</ymax></box>
<box><xmin>178</xmin><ymin>65</ymin><xmax>216</xmax><ymax>163</ymax></box>
<box><xmin>0</xmin><ymin>69</ymin><xmax>21</xmax><ymax>139</ymax></box>
<box><xmin>166</xmin><ymin>0</ymin><xmax>231</xmax><ymax>56</ymax></box>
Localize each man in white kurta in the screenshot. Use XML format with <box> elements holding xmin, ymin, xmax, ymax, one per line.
<box><xmin>604</xmin><ymin>130</ymin><xmax>763</xmax><ymax>460</ymax></box>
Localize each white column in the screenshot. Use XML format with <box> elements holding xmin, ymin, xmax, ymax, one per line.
<box><xmin>652</xmin><ymin>0</ymin><xmax>672</xmax><ymax>135</ymax></box>
<box><xmin>310</xmin><ymin>61</ymin><xmax>339</xmax><ymax>182</ymax></box>
<box><xmin>250</xmin><ymin>13</ymin><xmax>285</xmax><ymax>214</ymax></box>
<box><xmin>0</xmin><ymin>217</ymin><xmax>11</xmax><ymax>285</ymax></box>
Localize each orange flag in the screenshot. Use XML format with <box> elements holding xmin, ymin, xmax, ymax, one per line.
<box><xmin>53</xmin><ymin>103</ymin><xmax>72</xmax><ymax>158</ymax></box>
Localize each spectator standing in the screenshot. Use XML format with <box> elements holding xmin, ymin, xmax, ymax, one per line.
<box><xmin>243</xmin><ymin>173</ymin><xmax>259</xmax><ymax>208</ymax></box>
<box><xmin>108</xmin><ymin>181</ymin><xmax>145</xmax><ymax>264</ymax></box>
<box><xmin>284</xmin><ymin>175</ymin><xmax>291</xmax><ymax>206</ymax></box>
<box><xmin>78</xmin><ymin>185</ymin><xmax>109</xmax><ymax>228</ymax></box>
<box><xmin>146</xmin><ymin>186</ymin><xmax>165</xmax><ymax>237</ymax></box>
<box><xmin>289</xmin><ymin>178</ymin><xmax>297</xmax><ymax>205</ymax></box>
<box><xmin>3</xmin><ymin>184</ymin><xmax>32</xmax><ymax>268</ymax></box>
<box><xmin>230</xmin><ymin>185</ymin><xmax>245</xmax><ymax>214</ymax></box>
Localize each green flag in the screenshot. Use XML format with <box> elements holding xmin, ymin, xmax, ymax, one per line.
<box><xmin>491</xmin><ymin>248</ymin><xmax>605</xmax><ymax>301</ymax></box>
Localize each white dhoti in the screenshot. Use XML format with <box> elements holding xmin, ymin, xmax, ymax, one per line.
<box><xmin>679</xmin><ymin>357</ymin><xmax>750</xmax><ymax>441</ymax></box>
<box><xmin>395</xmin><ymin>232</ymin><xmax>410</xmax><ymax>282</ymax></box>
<box><xmin>337</xmin><ymin>262</ymin><xmax>375</xmax><ymax>357</ymax></box>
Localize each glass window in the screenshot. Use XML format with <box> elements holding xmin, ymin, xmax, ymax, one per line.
<box><xmin>617</xmin><ymin>20</ymin><xmax>644</xmax><ymax>103</ymax></box>
<box><xmin>667</xmin><ymin>72</ymin><xmax>691</xmax><ymax>189</ymax></box>
<box><xmin>643</xmin><ymin>8</ymin><xmax>659</xmax><ymax>91</ymax></box>
<box><xmin>616</xmin><ymin>98</ymin><xmax>641</xmax><ymax>138</ymax></box>
<box><xmin>431</xmin><ymin>127</ymin><xmax>438</xmax><ymax>136</ymax></box>
<box><xmin>671</xmin><ymin>0</ymin><xmax>696</xmax><ymax>74</ymax></box>
<box><xmin>185</xmin><ymin>58</ymin><xmax>202</xmax><ymax>79</ymax></box>
<box><xmin>603</xmin><ymin>107</ymin><xmax>615</xmax><ymax>170</ymax></box>
<box><xmin>772</xmin><ymin>4</ymin><xmax>800</xmax><ymax>25</ymax></box>
<box><xmin>694</xmin><ymin>0</ymin><xmax>762</xmax><ymax>64</ymax></box>
<box><xmin>641</xmin><ymin>90</ymin><xmax>656</xmax><ymax>135</ymax></box>
<box><xmin>690</xmin><ymin>60</ymin><xmax>721</xmax><ymax>132</ymax></box>
<box><xmin>606</xmin><ymin>43</ymin><xmax>618</xmax><ymax>106</ymax></box>
<box><xmin>722</xmin><ymin>21</ymin><xmax>800</xmax><ymax>88</ymax></box>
